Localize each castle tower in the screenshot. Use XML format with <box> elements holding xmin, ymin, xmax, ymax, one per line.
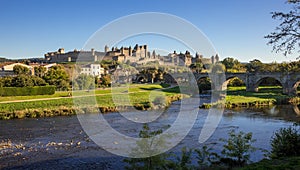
<box><xmin>104</xmin><ymin>45</ymin><xmax>109</xmax><ymax>52</ymax></box>
<box><xmin>58</xmin><ymin>48</ymin><xmax>65</xmax><ymax>54</ymax></box>
<box><xmin>129</xmin><ymin>46</ymin><xmax>132</xmax><ymax>56</ymax></box>
<box><xmin>215</xmin><ymin>54</ymin><xmax>219</xmax><ymax>63</ymax></box>
<box><xmin>121</xmin><ymin>47</ymin><xmax>124</xmax><ymax>55</ymax></box>
<box><xmin>91</xmin><ymin>48</ymin><xmax>95</xmax><ymax>56</ymax></box>
<box><xmin>211</xmin><ymin>55</ymin><xmax>215</xmax><ymax>64</ymax></box>
<box><xmin>144</xmin><ymin>45</ymin><xmax>148</xmax><ymax>58</ymax></box>
<box><xmin>152</xmin><ymin>50</ymin><xmax>156</xmax><ymax>59</ymax></box>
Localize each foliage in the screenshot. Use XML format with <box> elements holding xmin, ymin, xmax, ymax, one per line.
<box><xmin>219</xmin><ymin>129</ymin><xmax>257</xmax><ymax>167</ymax></box>
<box><xmin>73</xmin><ymin>74</ymin><xmax>95</xmax><ymax>90</ymax></box>
<box><xmin>152</xmin><ymin>96</ymin><xmax>167</xmax><ymax>107</ymax></box>
<box><xmin>228</xmin><ymin>77</ymin><xmax>245</xmax><ymax>87</ymax></box>
<box><xmin>124</xmin><ymin>124</ymin><xmax>172</xmax><ymax>170</ymax></box>
<box><xmin>210</xmin><ymin>63</ymin><xmax>226</xmax><ymax>73</ymax></box>
<box><xmin>99</xmin><ymin>74</ymin><xmax>111</xmax><ymax>87</ymax></box>
<box><xmin>0</xmin><ymin>86</ymin><xmax>55</xmax><ymax>96</ymax></box>
<box><xmin>221</xmin><ymin>57</ymin><xmax>242</xmax><ymax>72</ymax></box>
<box><xmin>43</xmin><ymin>65</ymin><xmax>69</xmax><ymax>90</ymax></box>
<box><xmin>239</xmin><ymin>156</ymin><xmax>300</xmax><ymax>170</ymax></box>
<box><xmin>34</xmin><ymin>66</ymin><xmax>46</xmax><ymax>77</ymax></box>
<box><xmin>270</xmin><ymin>124</ymin><xmax>300</xmax><ymax>158</ymax></box>
<box><xmin>190</xmin><ymin>62</ymin><xmax>203</xmax><ymax>73</ymax></box>
<box><xmin>13</xmin><ymin>65</ymin><xmax>30</xmax><ymax>75</ymax></box>
<box><xmin>195</xmin><ymin>145</ymin><xmax>219</xmax><ymax>167</ymax></box>
<box><xmin>197</xmin><ymin>77</ymin><xmax>211</xmax><ymax>93</ymax></box>
<box><xmin>246</xmin><ymin>59</ymin><xmax>264</xmax><ymax>72</ymax></box>
<box><xmin>0</xmin><ymin>75</ymin><xmax>47</xmax><ymax>87</ymax></box>
<box><xmin>265</xmin><ymin>0</ymin><xmax>300</xmax><ymax>58</ymax></box>
<box><xmin>168</xmin><ymin>147</ymin><xmax>193</xmax><ymax>170</ymax></box>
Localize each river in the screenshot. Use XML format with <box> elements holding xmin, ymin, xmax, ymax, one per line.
<box><xmin>0</xmin><ymin>98</ymin><xmax>299</xmax><ymax>169</ymax></box>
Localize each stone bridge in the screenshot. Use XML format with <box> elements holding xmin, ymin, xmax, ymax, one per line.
<box><xmin>164</xmin><ymin>72</ymin><xmax>300</xmax><ymax>95</ymax></box>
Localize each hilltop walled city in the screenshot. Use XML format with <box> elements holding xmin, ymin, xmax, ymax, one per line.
<box><xmin>1</xmin><ymin>44</ymin><xmax>219</xmax><ymax>79</ymax></box>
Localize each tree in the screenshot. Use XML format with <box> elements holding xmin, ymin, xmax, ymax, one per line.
<box><xmin>246</xmin><ymin>59</ymin><xmax>264</xmax><ymax>72</ymax></box>
<box><xmin>190</xmin><ymin>62</ymin><xmax>203</xmax><ymax>73</ymax></box>
<box><xmin>221</xmin><ymin>57</ymin><xmax>241</xmax><ymax>71</ymax></box>
<box><xmin>13</xmin><ymin>65</ymin><xmax>30</xmax><ymax>75</ymax></box>
<box><xmin>124</xmin><ymin>124</ymin><xmax>172</xmax><ymax>170</ymax></box>
<box><xmin>34</xmin><ymin>66</ymin><xmax>46</xmax><ymax>78</ymax></box>
<box><xmin>43</xmin><ymin>65</ymin><xmax>69</xmax><ymax>90</ymax></box>
<box><xmin>219</xmin><ymin>130</ymin><xmax>257</xmax><ymax>167</ymax></box>
<box><xmin>265</xmin><ymin>0</ymin><xmax>300</xmax><ymax>58</ymax></box>
<box><xmin>100</xmin><ymin>74</ymin><xmax>111</xmax><ymax>87</ymax></box>
<box><xmin>74</xmin><ymin>74</ymin><xmax>95</xmax><ymax>90</ymax></box>
<box><xmin>270</xmin><ymin>124</ymin><xmax>300</xmax><ymax>158</ymax></box>
<box><xmin>12</xmin><ymin>75</ymin><xmax>34</xmax><ymax>87</ymax></box>
<box><xmin>210</xmin><ymin>63</ymin><xmax>226</xmax><ymax>73</ymax></box>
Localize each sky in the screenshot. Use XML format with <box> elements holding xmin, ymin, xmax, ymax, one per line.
<box><xmin>0</xmin><ymin>0</ymin><xmax>296</xmax><ymax>62</ymax></box>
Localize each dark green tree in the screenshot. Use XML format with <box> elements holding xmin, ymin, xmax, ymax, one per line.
<box><xmin>246</xmin><ymin>59</ymin><xmax>264</xmax><ymax>72</ymax></box>
<box><xmin>221</xmin><ymin>57</ymin><xmax>241</xmax><ymax>71</ymax></box>
<box><xmin>13</xmin><ymin>65</ymin><xmax>30</xmax><ymax>75</ymax></box>
<box><xmin>34</xmin><ymin>66</ymin><xmax>47</xmax><ymax>78</ymax></box>
<box><xmin>12</xmin><ymin>75</ymin><xmax>34</xmax><ymax>87</ymax></box>
<box><xmin>124</xmin><ymin>124</ymin><xmax>172</xmax><ymax>170</ymax></box>
<box><xmin>270</xmin><ymin>124</ymin><xmax>300</xmax><ymax>158</ymax></box>
<box><xmin>100</xmin><ymin>74</ymin><xmax>111</xmax><ymax>87</ymax></box>
<box><xmin>43</xmin><ymin>65</ymin><xmax>69</xmax><ymax>90</ymax></box>
<box><xmin>219</xmin><ymin>130</ymin><xmax>257</xmax><ymax>167</ymax></box>
<box><xmin>74</xmin><ymin>74</ymin><xmax>95</xmax><ymax>90</ymax></box>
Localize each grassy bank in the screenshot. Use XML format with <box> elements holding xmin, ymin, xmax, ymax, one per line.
<box><xmin>201</xmin><ymin>86</ymin><xmax>299</xmax><ymax>109</ymax></box>
<box><xmin>0</xmin><ymin>84</ymin><xmax>187</xmax><ymax>120</ymax></box>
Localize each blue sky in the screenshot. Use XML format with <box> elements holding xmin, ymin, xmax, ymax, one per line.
<box><xmin>0</xmin><ymin>0</ymin><xmax>295</xmax><ymax>62</ymax></box>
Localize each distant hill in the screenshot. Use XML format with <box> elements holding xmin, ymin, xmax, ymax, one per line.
<box><xmin>0</xmin><ymin>57</ymin><xmax>13</xmax><ymax>62</ymax></box>
<box><xmin>0</xmin><ymin>57</ymin><xmax>46</xmax><ymax>63</ymax></box>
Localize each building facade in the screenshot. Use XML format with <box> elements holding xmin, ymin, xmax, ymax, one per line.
<box><xmin>80</xmin><ymin>64</ymin><xmax>104</xmax><ymax>77</ymax></box>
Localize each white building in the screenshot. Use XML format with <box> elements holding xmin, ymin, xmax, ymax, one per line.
<box><xmin>80</xmin><ymin>64</ymin><xmax>104</xmax><ymax>77</ymax></box>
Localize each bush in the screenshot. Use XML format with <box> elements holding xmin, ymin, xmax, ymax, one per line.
<box><xmin>152</xmin><ymin>96</ymin><xmax>167</xmax><ymax>106</ymax></box>
<box><xmin>0</xmin><ymin>86</ymin><xmax>55</xmax><ymax>96</ymax></box>
<box><xmin>219</xmin><ymin>129</ymin><xmax>257</xmax><ymax>167</ymax></box>
<box><xmin>270</xmin><ymin>124</ymin><xmax>300</xmax><ymax>158</ymax></box>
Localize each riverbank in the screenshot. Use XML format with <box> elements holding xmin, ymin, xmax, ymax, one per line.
<box><xmin>0</xmin><ymin>84</ymin><xmax>187</xmax><ymax>120</ymax></box>
<box><xmin>0</xmin><ymin>100</ymin><xmax>296</xmax><ymax>169</ymax></box>
<box><xmin>200</xmin><ymin>86</ymin><xmax>300</xmax><ymax>109</ymax></box>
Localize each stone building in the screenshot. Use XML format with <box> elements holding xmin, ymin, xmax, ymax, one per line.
<box><xmin>45</xmin><ymin>44</ymin><xmax>148</xmax><ymax>63</ymax></box>
<box><xmin>80</xmin><ymin>64</ymin><xmax>104</xmax><ymax>77</ymax></box>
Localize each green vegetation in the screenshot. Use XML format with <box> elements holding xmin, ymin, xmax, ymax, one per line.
<box><xmin>124</xmin><ymin>126</ymin><xmax>259</xmax><ymax>169</ymax></box>
<box><xmin>202</xmin><ymin>86</ymin><xmax>299</xmax><ymax>109</ymax></box>
<box><xmin>0</xmin><ymin>84</ymin><xmax>185</xmax><ymax>119</ymax></box>
<box><xmin>124</xmin><ymin>124</ymin><xmax>172</xmax><ymax>170</ymax></box>
<box><xmin>238</xmin><ymin>157</ymin><xmax>300</xmax><ymax>170</ymax></box>
<box><xmin>0</xmin><ymin>86</ymin><xmax>55</xmax><ymax>96</ymax></box>
<box><xmin>123</xmin><ymin>124</ymin><xmax>300</xmax><ymax>169</ymax></box>
<box><xmin>270</xmin><ymin>124</ymin><xmax>300</xmax><ymax>159</ymax></box>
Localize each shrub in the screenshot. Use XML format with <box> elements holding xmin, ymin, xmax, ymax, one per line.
<box><xmin>152</xmin><ymin>96</ymin><xmax>167</xmax><ymax>107</ymax></box>
<box><xmin>270</xmin><ymin>124</ymin><xmax>300</xmax><ymax>158</ymax></box>
<box><xmin>219</xmin><ymin>130</ymin><xmax>257</xmax><ymax>167</ymax></box>
<box><xmin>0</xmin><ymin>86</ymin><xmax>55</xmax><ymax>96</ymax></box>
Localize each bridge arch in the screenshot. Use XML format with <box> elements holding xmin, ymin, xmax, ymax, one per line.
<box><xmin>291</xmin><ymin>79</ymin><xmax>300</xmax><ymax>95</ymax></box>
<box><xmin>197</xmin><ymin>76</ymin><xmax>211</xmax><ymax>93</ymax></box>
<box><xmin>253</xmin><ymin>77</ymin><xmax>283</xmax><ymax>92</ymax></box>
<box><xmin>222</xmin><ymin>76</ymin><xmax>246</xmax><ymax>90</ymax></box>
<box><xmin>293</xmin><ymin>104</ymin><xmax>300</xmax><ymax>116</ymax></box>
<box><xmin>136</xmin><ymin>74</ymin><xmax>148</xmax><ymax>83</ymax></box>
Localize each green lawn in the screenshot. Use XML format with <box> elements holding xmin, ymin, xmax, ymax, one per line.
<box><xmin>0</xmin><ymin>84</ymin><xmax>182</xmax><ymax>113</ymax></box>
<box><xmin>226</xmin><ymin>86</ymin><xmax>290</xmax><ymax>104</ymax></box>
<box><xmin>0</xmin><ymin>91</ymin><xmax>70</xmax><ymax>102</ymax></box>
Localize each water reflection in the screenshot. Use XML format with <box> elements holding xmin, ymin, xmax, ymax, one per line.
<box><xmin>262</xmin><ymin>105</ymin><xmax>300</xmax><ymax>122</ymax></box>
